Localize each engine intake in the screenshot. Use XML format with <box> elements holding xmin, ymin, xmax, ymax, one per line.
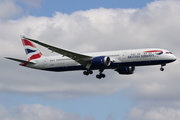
<box><xmin>115</xmin><ymin>66</ymin><xmax>135</xmax><ymax>75</ymax></box>
<box><xmin>91</xmin><ymin>56</ymin><xmax>111</xmax><ymax>67</ymax></box>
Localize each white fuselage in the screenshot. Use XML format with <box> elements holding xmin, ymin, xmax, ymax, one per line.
<box><xmin>25</xmin><ymin>48</ymin><xmax>176</xmax><ymax>72</ymax></box>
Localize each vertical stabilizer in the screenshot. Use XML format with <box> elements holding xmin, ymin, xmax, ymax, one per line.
<box><xmin>21</xmin><ymin>36</ymin><xmax>43</xmax><ymax>61</ymax></box>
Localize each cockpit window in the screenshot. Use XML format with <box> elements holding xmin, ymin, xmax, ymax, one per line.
<box><xmin>166</xmin><ymin>52</ymin><xmax>172</xmax><ymax>54</ymax></box>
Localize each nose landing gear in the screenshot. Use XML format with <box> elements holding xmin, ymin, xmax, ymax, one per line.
<box><xmin>160</xmin><ymin>67</ymin><xmax>164</xmax><ymax>71</ymax></box>
<box><xmin>160</xmin><ymin>63</ymin><xmax>166</xmax><ymax>71</ymax></box>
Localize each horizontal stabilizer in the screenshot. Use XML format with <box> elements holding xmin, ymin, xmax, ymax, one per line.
<box><xmin>5</xmin><ymin>57</ymin><xmax>35</xmax><ymax>64</ymax></box>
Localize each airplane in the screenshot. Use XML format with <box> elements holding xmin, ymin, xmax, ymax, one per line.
<box><xmin>5</xmin><ymin>36</ymin><xmax>177</xmax><ymax>79</ymax></box>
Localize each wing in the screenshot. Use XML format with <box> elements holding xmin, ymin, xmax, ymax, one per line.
<box><xmin>23</xmin><ymin>36</ymin><xmax>92</xmax><ymax>68</ymax></box>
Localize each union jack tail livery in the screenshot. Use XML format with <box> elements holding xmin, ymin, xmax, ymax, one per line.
<box><xmin>21</xmin><ymin>36</ymin><xmax>43</xmax><ymax>61</ymax></box>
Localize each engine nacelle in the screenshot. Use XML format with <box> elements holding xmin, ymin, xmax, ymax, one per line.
<box><xmin>91</xmin><ymin>56</ymin><xmax>111</xmax><ymax>67</ymax></box>
<box><xmin>115</xmin><ymin>66</ymin><xmax>135</xmax><ymax>75</ymax></box>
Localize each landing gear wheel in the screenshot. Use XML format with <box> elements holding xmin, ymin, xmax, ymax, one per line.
<box><xmin>96</xmin><ymin>74</ymin><xmax>101</xmax><ymax>79</ymax></box>
<box><xmin>83</xmin><ymin>71</ymin><xmax>89</xmax><ymax>75</ymax></box>
<box><xmin>101</xmin><ymin>74</ymin><xmax>106</xmax><ymax>78</ymax></box>
<box><xmin>96</xmin><ymin>69</ymin><xmax>106</xmax><ymax>79</ymax></box>
<box><xmin>96</xmin><ymin>73</ymin><xmax>106</xmax><ymax>79</ymax></box>
<box><xmin>160</xmin><ymin>67</ymin><xmax>164</xmax><ymax>71</ymax></box>
<box><xmin>160</xmin><ymin>63</ymin><xmax>166</xmax><ymax>71</ymax></box>
<box><xmin>89</xmin><ymin>70</ymin><xmax>93</xmax><ymax>74</ymax></box>
<box><xmin>83</xmin><ymin>70</ymin><xmax>93</xmax><ymax>76</ymax></box>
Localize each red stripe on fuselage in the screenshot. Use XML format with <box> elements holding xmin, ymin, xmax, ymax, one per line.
<box><xmin>22</xmin><ymin>39</ymin><xmax>36</xmax><ymax>48</ymax></box>
<box><xmin>145</xmin><ymin>50</ymin><xmax>163</xmax><ymax>53</ymax></box>
<box><xmin>28</xmin><ymin>52</ymin><xmax>42</xmax><ymax>61</ymax></box>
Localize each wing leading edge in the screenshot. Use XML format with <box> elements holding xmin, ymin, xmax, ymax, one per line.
<box><xmin>22</xmin><ymin>36</ymin><xmax>93</xmax><ymax>68</ymax></box>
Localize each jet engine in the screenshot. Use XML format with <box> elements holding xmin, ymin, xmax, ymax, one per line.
<box><xmin>115</xmin><ymin>66</ymin><xmax>135</xmax><ymax>75</ymax></box>
<box><xmin>91</xmin><ymin>56</ymin><xmax>111</xmax><ymax>67</ymax></box>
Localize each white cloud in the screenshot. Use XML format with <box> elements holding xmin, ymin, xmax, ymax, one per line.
<box><xmin>0</xmin><ymin>0</ymin><xmax>23</xmax><ymax>19</ymax></box>
<box><xmin>0</xmin><ymin>104</ymin><xmax>95</xmax><ymax>120</ymax></box>
<box><xmin>127</xmin><ymin>107</ymin><xmax>180</xmax><ymax>120</ymax></box>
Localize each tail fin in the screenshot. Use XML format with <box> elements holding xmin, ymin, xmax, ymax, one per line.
<box><xmin>21</xmin><ymin>36</ymin><xmax>43</xmax><ymax>61</ymax></box>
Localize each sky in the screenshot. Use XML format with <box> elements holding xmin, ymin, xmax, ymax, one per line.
<box><xmin>0</xmin><ymin>0</ymin><xmax>180</xmax><ymax>120</ymax></box>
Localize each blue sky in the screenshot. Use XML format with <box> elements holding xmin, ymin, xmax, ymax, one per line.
<box><xmin>0</xmin><ymin>91</ymin><xmax>133</xmax><ymax>119</ymax></box>
<box><xmin>18</xmin><ymin>0</ymin><xmax>154</xmax><ymax>16</ymax></box>
<box><xmin>1</xmin><ymin>0</ymin><xmax>180</xmax><ymax>120</ymax></box>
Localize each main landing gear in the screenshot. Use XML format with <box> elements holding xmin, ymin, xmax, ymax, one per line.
<box><xmin>160</xmin><ymin>63</ymin><xmax>166</xmax><ymax>71</ymax></box>
<box><xmin>83</xmin><ymin>69</ymin><xmax>106</xmax><ymax>79</ymax></box>
<box><xmin>96</xmin><ymin>69</ymin><xmax>106</xmax><ymax>79</ymax></box>
<box><xmin>83</xmin><ymin>70</ymin><xmax>93</xmax><ymax>76</ymax></box>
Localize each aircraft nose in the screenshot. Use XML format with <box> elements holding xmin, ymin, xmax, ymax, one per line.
<box><xmin>172</xmin><ymin>54</ymin><xmax>177</xmax><ymax>61</ymax></box>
